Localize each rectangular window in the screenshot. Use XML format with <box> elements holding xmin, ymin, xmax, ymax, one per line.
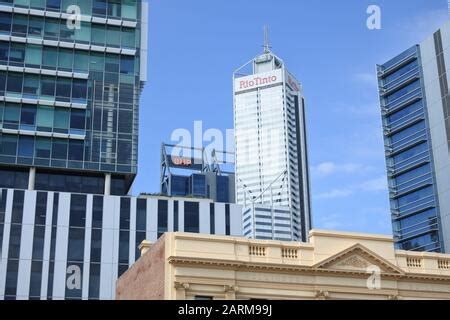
<box><xmin>119</xmin><ymin>197</ymin><xmax>131</xmax><ymax>230</ymax></box>
<box><xmin>47</xmin><ymin>193</ymin><xmax>59</xmax><ymax>299</ymax></box>
<box><xmin>92</xmin><ymin>195</ymin><xmax>103</xmax><ymax>229</ymax></box>
<box><xmin>184</xmin><ymin>202</ymin><xmax>199</xmax><ymax>233</ymax></box>
<box><xmin>157</xmin><ymin>200</ymin><xmax>168</xmax><ymax>238</ymax></box>
<box><xmin>210</xmin><ymin>203</ymin><xmax>215</xmax><ymax>234</ymax></box>
<box><xmin>173</xmin><ymin>201</ymin><xmax>179</xmax><ymax>232</ymax></box>
<box><xmin>88</xmin><ymin>263</ymin><xmax>101</xmax><ymax>300</ymax></box>
<box><xmin>35</xmin><ymin>137</ymin><xmax>51</xmax><ymax>159</ymax></box>
<box><xmin>69</xmin><ymin>194</ymin><xmax>87</xmax><ymax>228</ymax></box>
<box><xmin>225</xmin><ymin>204</ymin><xmax>231</xmax><ymax>235</ymax></box>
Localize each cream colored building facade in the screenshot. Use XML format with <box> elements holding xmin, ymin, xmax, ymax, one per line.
<box><xmin>116</xmin><ymin>230</ymin><xmax>450</xmax><ymax>300</ymax></box>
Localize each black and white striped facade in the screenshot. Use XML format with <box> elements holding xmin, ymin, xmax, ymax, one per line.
<box><xmin>0</xmin><ymin>189</ymin><xmax>242</xmax><ymax>300</ymax></box>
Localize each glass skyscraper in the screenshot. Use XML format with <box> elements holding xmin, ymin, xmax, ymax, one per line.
<box><xmin>0</xmin><ymin>0</ymin><xmax>150</xmax><ymax>300</ymax></box>
<box><xmin>0</xmin><ymin>0</ymin><xmax>148</xmax><ymax>196</ymax></box>
<box><xmin>378</xmin><ymin>20</ymin><xmax>450</xmax><ymax>253</ymax></box>
<box><xmin>233</xmin><ymin>44</ymin><xmax>311</xmax><ymax>242</ymax></box>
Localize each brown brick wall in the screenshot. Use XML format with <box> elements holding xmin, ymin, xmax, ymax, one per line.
<box><xmin>116</xmin><ymin>237</ymin><xmax>165</xmax><ymax>300</ymax></box>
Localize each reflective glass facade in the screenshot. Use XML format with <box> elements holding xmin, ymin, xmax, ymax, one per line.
<box><xmin>0</xmin><ymin>0</ymin><xmax>147</xmax><ymax>195</ymax></box>
<box><xmin>167</xmin><ymin>172</ymin><xmax>235</xmax><ymax>203</ymax></box>
<box><xmin>378</xmin><ymin>46</ymin><xmax>442</xmax><ymax>252</ymax></box>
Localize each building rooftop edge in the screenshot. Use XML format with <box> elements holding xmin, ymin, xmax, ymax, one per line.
<box><xmin>309</xmin><ymin>229</ymin><xmax>394</xmax><ymax>242</ymax></box>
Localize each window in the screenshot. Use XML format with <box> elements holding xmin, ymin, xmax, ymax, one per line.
<box><xmin>173</xmin><ymin>201</ymin><xmax>179</xmax><ymax>232</ymax></box>
<box><xmin>394</xmin><ymin>142</ymin><xmax>428</xmax><ymax>164</ymax></box>
<box><xmin>54</xmin><ymin>108</ymin><xmax>69</xmax><ymax>132</ymax></box>
<box><xmin>28</xmin><ymin>17</ymin><xmax>43</xmax><ymax>37</ymax></box>
<box><xmin>46</xmin><ymin>0</ymin><xmax>61</xmax><ymax>11</ymax></box>
<box><xmin>9</xmin><ymin>44</ymin><xmax>25</xmax><ymax>65</ymax></box>
<box><xmin>23</xmin><ymin>75</ymin><xmax>40</xmax><ymax>97</ymax></box>
<box><xmin>93</xmin><ymin>0</ymin><xmax>107</xmax><ymax>16</ymax></box>
<box><xmin>42</xmin><ymin>47</ymin><xmax>58</xmax><ymax>69</ymax></box>
<box><xmin>71</xmin><ymin>80</ymin><xmax>87</xmax><ymax>101</ymax></box>
<box><xmin>191</xmin><ymin>174</ymin><xmax>206</xmax><ymax>197</ymax></box>
<box><xmin>92</xmin><ymin>196</ymin><xmax>103</xmax><ymax>229</ymax></box>
<box><xmin>225</xmin><ymin>204</ymin><xmax>231</xmax><ymax>235</ymax></box>
<box><xmin>36</xmin><ymin>106</ymin><xmax>53</xmax><ymax>130</ymax></box>
<box><xmin>0</xmin><ymin>42</ymin><xmax>8</xmax><ymax>63</ymax></box>
<box><xmin>70</xmin><ymin>109</ymin><xmax>85</xmax><ymax>130</ymax></box>
<box><xmin>386</xmin><ymin>80</ymin><xmax>421</xmax><ymax>104</ymax></box>
<box><xmin>89</xmin><ymin>52</ymin><xmax>105</xmax><ymax>71</ymax></box>
<box><xmin>210</xmin><ymin>203</ymin><xmax>215</xmax><ymax>234</ymax></box>
<box><xmin>41</xmin><ymin>76</ymin><xmax>56</xmax><ymax>98</ymax></box>
<box><xmin>107</xmin><ymin>0</ymin><xmax>121</xmax><ymax>18</ymax></box>
<box><xmin>44</xmin><ymin>18</ymin><xmax>59</xmax><ymax>40</ymax></box>
<box><xmin>106</xmin><ymin>26</ymin><xmax>121</xmax><ymax>47</ymax></box>
<box><xmin>73</xmin><ymin>51</ymin><xmax>89</xmax><ymax>72</ymax></box>
<box><xmin>18</xmin><ymin>136</ymin><xmax>34</xmax><ymax>158</ymax></box>
<box><xmin>91</xmin><ymin>24</ymin><xmax>106</xmax><ymax>46</ymax></box>
<box><xmin>397</xmin><ymin>186</ymin><xmax>433</xmax><ymax>208</ymax></box>
<box><xmin>25</xmin><ymin>45</ymin><xmax>42</xmax><ymax>67</ymax></box>
<box><xmin>184</xmin><ymin>202</ymin><xmax>199</xmax><ymax>233</ymax></box>
<box><xmin>56</xmin><ymin>78</ymin><xmax>71</xmax><ymax>100</ymax></box>
<box><xmin>35</xmin><ymin>137</ymin><xmax>51</xmax><ymax>158</ymax></box>
<box><xmin>121</xmin><ymin>27</ymin><xmax>135</xmax><ymax>48</ymax></box>
<box><xmin>6</xmin><ymin>73</ymin><xmax>23</xmax><ymax>93</ymax></box>
<box><xmin>0</xmin><ymin>135</ymin><xmax>18</xmax><ymax>156</ymax></box>
<box><xmin>4</xmin><ymin>103</ymin><xmax>20</xmax><ymax>126</ymax></box>
<box><xmin>51</xmin><ymin>138</ymin><xmax>67</xmax><ymax>159</ymax></box>
<box><xmin>12</xmin><ymin>14</ymin><xmax>28</xmax><ymax>36</ymax></box>
<box><xmin>68</xmin><ymin>140</ymin><xmax>84</xmax><ymax>161</ymax></box>
<box><xmin>157</xmin><ymin>200</ymin><xmax>168</xmax><ymax>238</ymax></box>
<box><xmin>122</xmin><ymin>0</ymin><xmax>137</xmax><ymax>20</ymax></box>
<box><xmin>20</xmin><ymin>105</ymin><xmax>36</xmax><ymax>126</ymax></box>
<box><xmin>58</xmin><ymin>49</ymin><xmax>73</xmax><ymax>70</ymax></box>
<box><xmin>120</xmin><ymin>56</ymin><xmax>134</xmax><ymax>74</ymax></box>
<box><xmin>0</xmin><ymin>12</ymin><xmax>12</xmax><ymax>33</ymax></box>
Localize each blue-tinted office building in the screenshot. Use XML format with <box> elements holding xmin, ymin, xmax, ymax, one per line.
<box><xmin>378</xmin><ymin>21</ymin><xmax>450</xmax><ymax>253</ymax></box>
<box><xmin>0</xmin><ymin>0</ymin><xmax>148</xmax><ymax>195</ymax></box>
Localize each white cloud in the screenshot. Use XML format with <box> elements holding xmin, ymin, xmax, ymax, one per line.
<box><xmin>315</xmin><ymin>188</ymin><xmax>354</xmax><ymax>200</ymax></box>
<box><xmin>313</xmin><ymin>175</ymin><xmax>388</xmax><ymax>201</ymax></box>
<box><xmin>311</xmin><ymin>162</ymin><xmax>374</xmax><ymax>177</ymax></box>
<box><xmin>396</xmin><ymin>9</ymin><xmax>448</xmax><ymax>44</ymax></box>
<box><xmin>354</xmin><ymin>72</ymin><xmax>378</xmax><ymax>88</ymax></box>
<box><xmin>360</xmin><ymin>175</ymin><xmax>387</xmax><ymax>192</ymax></box>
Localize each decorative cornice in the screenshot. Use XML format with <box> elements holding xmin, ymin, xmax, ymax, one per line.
<box><xmin>168</xmin><ymin>256</ymin><xmax>450</xmax><ymax>282</ymax></box>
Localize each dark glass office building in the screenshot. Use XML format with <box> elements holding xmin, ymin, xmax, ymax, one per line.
<box><xmin>378</xmin><ymin>21</ymin><xmax>450</xmax><ymax>253</ymax></box>
<box><xmin>0</xmin><ymin>0</ymin><xmax>148</xmax><ymax>195</ymax></box>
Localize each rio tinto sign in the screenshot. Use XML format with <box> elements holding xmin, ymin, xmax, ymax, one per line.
<box><xmin>235</xmin><ymin>70</ymin><xmax>283</xmax><ymax>92</ymax></box>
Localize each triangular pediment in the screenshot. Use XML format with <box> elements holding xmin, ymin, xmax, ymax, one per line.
<box><xmin>313</xmin><ymin>244</ymin><xmax>404</xmax><ymax>274</ymax></box>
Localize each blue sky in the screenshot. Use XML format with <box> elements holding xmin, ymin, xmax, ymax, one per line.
<box><xmin>134</xmin><ymin>0</ymin><xmax>449</xmax><ymax>235</ymax></box>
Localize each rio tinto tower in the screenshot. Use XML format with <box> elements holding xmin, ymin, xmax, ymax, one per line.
<box><xmin>233</xmin><ymin>32</ymin><xmax>311</xmax><ymax>242</ymax></box>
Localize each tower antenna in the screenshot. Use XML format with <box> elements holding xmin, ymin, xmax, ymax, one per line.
<box><xmin>263</xmin><ymin>25</ymin><xmax>271</xmax><ymax>53</ymax></box>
